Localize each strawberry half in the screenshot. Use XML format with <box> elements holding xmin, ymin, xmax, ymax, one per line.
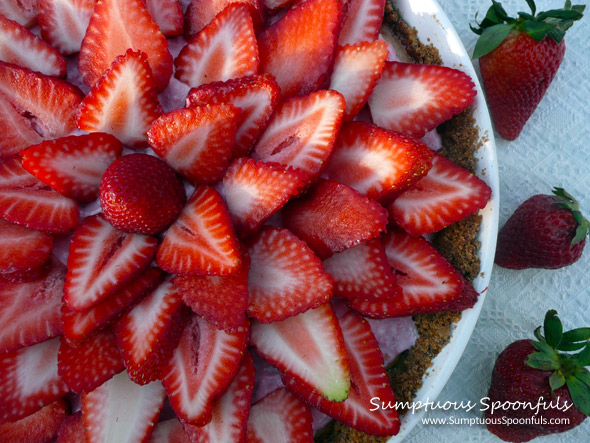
<box><xmin>57</xmin><ymin>328</ymin><xmax>125</xmax><ymax>394</ymax></box>
<box><xmin>246</xmin><ymin>226</ymin><xmax>333</xmax><ymax>323</ymax></box>
<box><xmin>246</xmin><ymin>387</ymin><xmax>314</xmax><ymax>442</ymax></box>
<box><xmin>161</xmin><ymin>315</ymin><xmax>250</xmax><ymax>426</ymax></box>
<box><xmin>0</xmin><ymin>399</ymin><xmax>68</xmax><ymax>443</ymax></box>
<box><xmin>250</xmin><ymin>303</ymin><xmax>350</xmax><ymax>402</ymax></box>
<box><xmin>79</xmin><ymin>0</ymin><xmax>173</xmax><ymax>91</ymax></box>
<box><xmin>21</xmin><ymin>133</ymin><xmax>124</xmax><ymax>203</ymax></box>
<box><xmin>218</xmin><ymin>158</ymin><xmax>308</xmax><ymax>237</ymax></box>
<box><xmin>0</xmin><ymin>14</ymin><xmax>66</xmax><ymax>77</ymax></box>
<box><xmin>369</xmin><ymin>61</ymin><xmax>476</xmax><ymax>137</ymax></box>
<box><xmin>253</xmin><ymin>90</ymin><xmax>345</xmax><ymax>180</ymax></box>
<box><xmin>184</xmin><ymin>0</ymin><xmax>264</xmax><ymax>39</ymax></box>
<box><xmin>77</xmin><ymin>49</ymin><xmax>163</xmax><ymax>148</ymax></box>
<box><xmin>157</xmin><ymin>186</ymin><xmax>242</xmax><ymax>276</ymax></box>
<box><xmin>0</xmin><ymin>93</ymin><xmax>42</xmax><ymax>159</ymax></box>
<box><xmin>324</xmin><ymin>121</ymin><xmax>434</xmax><ymax>202</ymax></box>
<box><xmin>339</xmin><ymin>0</ymin><xmax>385</xmax><ymax>46</ymax></box>
<box><xmin>37</xmin><ymin>0</ymin><xmax>95</xmax><ymax>55</ymax></box>
<box><xmin>282</xmin><ymin>179</ymin><xmax>389</xmax><ymax>259</ymax></box>
<box><xmin>185</xmin><ymin>73</ymin><xmax>280</xmax><ymax>159</ymax></box>
<box><xmin>149</xmin><ymin>418</ymin><xmax>191</xmax><ymax>443</ymax></box>
<box><xmin>284</xmin><ymin>310</ymin><xmax>401</xmax><ymax>436</ymax></box>
<box><xmin>257</xmin><ymin>0</ymin><xmax>341</xmax><ymax>98</ymax></box>
<box><xmin>144</xmin><ymin>0</ymin><xmax>184</xmax><ymax>37</ymax></box>
<box><xmin>389</xmin><ymin>151</ymin><xmax>492</xmax><ymax>236</ymax></box>
<box><xmin>64</xmin><ymin>214</ymin><xmax>158</xmax><ymax>311</ymax></box>
<box><xmin>174</xmin><ymin>3</ymin><xmax>259</xmax><ymax>89</ymax></box>
<box><xmin>0</xmin><ymin>0</ymin><xmax>38</xmax><ymax>28</ymax></box>
<box><xmin>147</xmin><ymin>104</ymin><xmax>241</xmax><ymax>185</ymax></box>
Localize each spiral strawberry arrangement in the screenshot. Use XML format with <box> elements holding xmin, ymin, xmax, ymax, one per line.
<box><xmin>0</xmin><ymin>0</ymin><xmax>492</xmax><ymax>441</ymax></box>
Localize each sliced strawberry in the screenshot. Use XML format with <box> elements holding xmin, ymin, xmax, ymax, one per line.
<box><xmin>38</xmin><ymin>0</ymin><xmax>95</xmax><ymax>55</ymax></box>
<box><xmin>329</xmin><ymin>40</ymin><xmax>388</xmax><ymax>121</ymax></box>
<box><xmin>0</xmin><ymin>93</ymin><xmax>42</xmax><ymax>159</ymax></box>
<box><xmin>369</xmin><ymin>61</ymin><xmax>477</xmax><ymax>137</ymax></box>
<box><xmin>147</xmin><ymin>104</ymin><xmax>241</xmax><ymax>185</ymax></box>
<box><xmin>0</xmin><ymin>259</ymin><xmax>64</xmax><ymax>354</ymax></box>
<box><xmin>0</xmin><ymin>218</ymin><xmax>53</xmax><ymax>279</ymax></box>
<box><xmin>115</xmin><ymin>279</ymin><xmax>191</xmax><ymax>385</ymax></box>
<box><xmin>0</xmin><ymin>61</ymin><xmax>83</xmax><ymax>138</ymax></box>
<box><xmin>185</xmin><ymin>73</ymin><xmax>280</xmax><ymax>159</ymax></box>
<box><xmin>144</xmin><ymin>0</ymin><xmax>183</xmax><ymax>37</ymax></box>
<box><xmin>0</xmin><ymin>399</ymin><xmax>68</xmax><ymax>443</ymax></box>
<box><xmin>339</xmin><ymin>0</ymin><xmax>385</xmax><ymax>46</ymax></box>
<box><xmin>175</xmin><ymin>3</ymin><xmax>259</xmax><ymax>89</ymax></box>
<box><xmin>82</xmin><ymin>371</ymin><xmax>166</xmax><ymax>443</ymax></box>
<box><xmin>282</xmin><ymin>179</ymin><xmax>389</xmax><ymax>259</ymax></box>
<box><xmin>253</xmin><ymin>90</ymin><xmax>345</xmax><ymax>180</ymax></box>
<box><xmin>156</xmin><ymin>186</ymin><xmax>242</xmax><ymax>276</ymax></box>
<box><xmin>183</xmin><ymin>351</ymin><xmax>255</xmax><ymax>443</ymax></box>
<box><xmin>79</xmin><ymin>0</ymin><xmax>173</xmax><ymax>91</ymax></box>
<box><xmin>250</xmin><ymin>303</ymin><xmax>350</xmax><ymax>401</ymax></box>
<box><xmin>58</xmin><ymin>328</ymin><xmax>125</xmax><ymax>394</ymax></box>
<box><xmin>218</xmin><ymin>158</ymin><xmax>307</xmax><ymax>237</ymax></box>
<box><xmin>21</xmin><ymin>133</ymin><xmax>124</xmax><ymax>203</ymax></box>
<box><xmin>0</xmin><ymin>0</ymin><xmax>38</xmax><ymax>28</ymax></box>
<box><xmin>56</xmin><ymin>412</ymin><xmax>86</xmax><ymax>443</ymax></box>
<box><xmin>323</xmin><ymin>121</ymin><xmax>434</xmax><ymax>202</ymax></box>
<box><xmin>62</xmin><ymin>267</ymin><xmax>165</xmax><ymax>346</ymax></box>
<box><xmin>77</xmin><ymin>49</ymin><xmax>162</xmax><ymax>148</ymax></box>
<box><xmin>0</xmin><ymin>156</ymin><xmax>39</xmax><ymax>188</ymax></box>
<box><xmin>148</xmin><ymin>418</ymin><xmax>191</xmax><ymax>443</ymax></box>
<box><xmin>246</xmin><ymin>227</ymin><xmax>333</xmax><ymax>322</ymax></box>
<box><xmin>64</xmin><ymin>214</ymin><xmax>158</xmax><ymax>311</ymax></box>
<box><xmin>173</xmin><ymin>256</ymin><xmax>250</xmax><ymax>334</ymax></box>
<box><xmin>162</xmin><ymin>315</ymin><xmax>250</xmax><ymax>426</ymax></box>
<box><xmin>246</xmin><ymin>387</ymin><xmax>313</xmax><ymax>442</ymax></box>
<box><xmin>0</xmin><ymin>337</ymin><xmax>69</xmax><ymax>424</ymax></box>
<box><xmin>284</xmin><ymin>310</ymin><xmax>401</xmax><ymax>436</ymax></box>
<box><xmin>388</xmin><ymin>151</ymin><xmax>492</xmax><ymax>235</ymax></box>
<box><xmin>184</xmin><ymin>0</ymin><xmax>264</xmax><ymax>39</ymax></box>
<box><xmin>0</xmin><ymin>14</ymin><xmax>66</xmax><ymax>77</ymax></box>
<box><xmin>257</xmin><ymin>0</ymin><xmax>341</xmax><ymax>98</ymax></box>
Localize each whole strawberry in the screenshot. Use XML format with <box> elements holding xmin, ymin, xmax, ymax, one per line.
<box><xmin>100</xmin><ymin>153</ymin><xmax>186</xmax><ymax>235</ymax></box>
<box><xmin>472</xmin><ymin>1</ymin><xmax>585</xmax><ymax>140</ymax></box>
<box><xmin>486</xmin><ymin>310</ymin><xmax>590</xmax><ymax>442</ymax></box>
<box><xmin>495</xmin><ymin>188</ymin><xmax>589</xmax><ymax>269</ymax></box>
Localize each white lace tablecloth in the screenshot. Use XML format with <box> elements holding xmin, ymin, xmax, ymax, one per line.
<box><xmin>405</xmin><ymin>1</ymin><xmax>590</xmax><ymax>442</ymax></box>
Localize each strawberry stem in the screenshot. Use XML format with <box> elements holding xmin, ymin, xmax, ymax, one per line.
<box><xmin>551</xmin><ymin>187</ymin><xmax>590</xmax><ymax>246</ymax></box>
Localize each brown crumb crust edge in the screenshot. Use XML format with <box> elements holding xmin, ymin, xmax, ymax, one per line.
<box><xmin>316</xmin><ymin>2</ymin><xmax>483</xmax><ymax>442</ymax></box>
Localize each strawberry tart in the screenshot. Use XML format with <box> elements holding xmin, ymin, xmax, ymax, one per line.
<box><xmin>0</xmin><ymin>0</ymin><xmax>494</xmax><ymax>441</ymax></box>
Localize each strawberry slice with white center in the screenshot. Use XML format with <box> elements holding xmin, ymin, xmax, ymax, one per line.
<box><xmin>21</xmin><ymin>133</ymin><xmax>124</xmax><ymax>203</ymax></box>
<box><xmin>183</xmin><ymin>352</ymin><xmax>255</xmax><ymax>443</ymax></box>
<box><xmin>148</xmin><ymin>418</ymin><xmax>191</xmax><ymax>443</ymax></box>
<box><xmin>0</xmin><ymin>337</ymin><xmax>69</xmax><ymax>424</ymax></box>
<box><xmin>161</xmin><ymin>314</ymin><xmax>250</xmax><ymax>426</ymax></box>
<box><xmin>144</xmin><ymin>0</ymin><xmax>183</xmax><ymax>37</ymax></box>
<box><xmin>282</xmin><ymin>179</ymin><xmax>389</xmax><ymax>259</ymax></box>
<box><xmin>246</xmin><ymin>227</ymin><xmax>333</xmax><ymax>323</ymax></box>
<box><xmin>0</xmin><ymin>0</ymin><xmax>38</xmax><ymax>28</ymax></box>
<box><xmin>253</xmin><ymin>90</ymin><xmax>345</xmax><ymax>180</ymax></box>
<box><xmin>61</xmin><ymin>267</ymin><xmax>165</xmax><ymax>346</ymax></box>
<box><xmin>186</xmin><ymin>73</ymin><xmax>280</xmax><ymax>159</ymax></box>
<box><xmin>79</xmin><ymin>0</ymin><xmax>173</xmax><ymax>91</ymax></box>
<box><xmin>0</xmin><ymin>93</ymin><xmax>42</xmax><ymax>159</ymax></box>
<box><xmin>0</xmin><ymin>14</ymin><xmax>66</xmax><ymax>77</ymax></box>
<box><xmin>174</xmin><ymin>3</ymin><xmax>259</xmax><ymax>89</ymax></box>
<box><xmin>369</xmin><ymin>61</ymin><xmax>477</xmax><ymax>137</ymax></box>
<box><xmin>0</xmin><ymin>157</ymin><xmax>42</xmax><ymax>190</ymax></box>
<box><xmin>57</xmin><ymin>328</ymin><xmax>125</xmax><ymax>394</ymax></box>
<box><xmin>147</xmin><ymin>104</ymin><xmax>241</xmax><ymax>185</ymax></box>
<box><xmin>184</xmin><ymin>0</ymin><xmax>264</xmax><ymax>39</ymax></box>
<box><xmin>218</xmin><ymin>158</ymin><xmax>307</xmax><ymax>237</ymax></box>
<box><xmin>339</xmin><ymin>0</ymin><xmax>385</xmax><ymax>46</ymax></box>
<box><xmin>156</xmin><ymin>186</ymin><xmax>242</xmax><ymax>276</ymax></box>
<box><xmin>82</xmin><ymin>371</ymin><xmax>166</xmax><ymax>443</ymax></box>
<box><xmin>322</xmin><ymin>238</ymin><xmax>402</xmax><ymax>302</ymax></box>
<box><xmin>283</xmin><ymin>310</ymin><xmax>401</xmax><ymax>437</ymax></box>
<box><xmin>38</xmin><ymin>0</ymin><xmax>95</xmax><ymax>55</ymax></box>
<box><xmin>324</xmin><ymin>121</ymin><xmax>434</xmax><ymax>202</ymax></box>
<box><xmin>257</xmin><ymin>0</ymin><xmax>341</xmax><ymax>98</ymax></box>
<box><xmin>0</xmin><ymin>61</ymin><xmax>83</xmax><ymax>138</ymax></box>
<box><xmin>0</xmin><ymin>399</ymin><xmax>68</xmax><ymax>443</ymax></box>
<box><xmin>250</xmin><ymin>303</ymin><xmax>350</xmax><ymax>402</ymax></box>
<box><xmin>64</xmin><ymin>214</ymin><xmax>158</xmax><ymax>311</ymax></box>
<box><xmin>389</xmin><ymin>151</ymin><xmax>492</xmax><ymax>236</ymax></box>
<box><xmin>77</xmin><ymin>49</ymin><xmax>163</xmax><ymax>149</ymax></box>
<box><xmin>329</xmin><ymin>40</ymin><xmax>389</xmax><ymax>121</ymax></box>
<box><xmin>0</xmin><ymin>259</ymin><xmax>64</xmax><ymax>353</ymax></box>
<box><xmin>115</xmin><ymin>279</ymin><xmax>191</xmax><ymax>385</ymax></box>
<box><xmin>246</xmin><ymin>387</ymin><xmax>314</xmax><ymax>442</ymax></box>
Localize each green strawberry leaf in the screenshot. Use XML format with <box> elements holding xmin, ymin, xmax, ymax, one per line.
<box><xmin>526</xmin><ymin>352</ymin><xmax>560</xmax><ymax>370</ymax></box>
<box><xmin>472</xmin><ymin>23</ymin><xmax>514</xmax><ymax>58</ymax></box>
<box><xmin>544</xmin><ymin>309</ymin><xmax>563</xmax><ymax>348</ymax></box>
<box><xmin>566</xmin><ymin>376</ymin><xmax>590</xmax><ymax>416</ymax></box>
<box><xmin>520</xmin><ymin>21</ymin><xmax>557</xmax><ymax>41</ymax></box>
<box><xmin>559</xmin><ymin>341</ymin><xmax>589</xmax><ymax>352</ymax></box>
<box><xmin>573</xmin><ymin>343</ymin><xmax>590</xmax><ymax>367</ymax></box>
<box><xmin>531</xmin><ymin>339</ymin><xmax>557</xmax><ymax>355</ymax></box>
<box><xmin>562</xmin><ymin>327</ymin><xmax>590</xmax><ymax>343</ymax></box>
<box><xmin>526</xmin><ymin>0</ymin><xmax>536</xmax><ymax>16</ymax></box>
<box><xmin>550</xmin><ymin>370</ymin><xmax>566</xmax><ymax>391</ymax></box>
<box><xmin>537</xmin><ymin>9</ymin><xmax>584</xmax><ymax>21</ymax></box>
<box><xmin>576</xmin><ymin>370</ymin><xmax>590</xmax><ymax>388</ymax></box>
